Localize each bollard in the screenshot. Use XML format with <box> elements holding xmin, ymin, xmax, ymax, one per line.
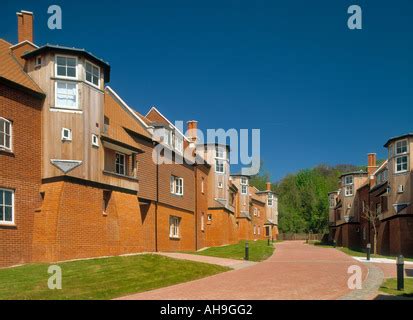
<box><xmin>244</xmin><ymin>241</ymin><xmax>249</xmax><ymax>261</ymax></box>
<box><xmin>267</xmin><ymin>238</ymin><xmax>270</xmax><ymax>246</ymax></box>
<box><xmin>397</xmin><ymin>255</ymin><xmax>404</xmax><ymax>291</ymax></box>
<box><xmin>272</xmin><ymin>237</ymin><xmax>274</xmax><ymax>244</ymax></box>
<box><xmin>366</xmin><ymin>243</ymin><xmax>371</xmax><ymax>261</ymax></box>
<box><xmin>333</xmin><ymin>240</ymin><xmax>336</xmax><ymax>248</ymax></box>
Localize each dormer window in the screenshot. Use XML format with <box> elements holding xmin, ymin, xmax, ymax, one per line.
<box><xmin>85</xmin><ymin>61</ymin><xmax>100</xmax><ymax>87</ymax></box>
<box><xmin>56</xmin><ymin>55</ymin><xmax>77</xmax><ymax>79</ymax></box>
<box><xmin>91</xmin><ymin>134</ymin><xmax>99</xmax><ymax>147</ymax></box>
<box><xmin>35</xmin><ymin>56</ymin><xmax>42</xmax><ymax>67</ymax></box>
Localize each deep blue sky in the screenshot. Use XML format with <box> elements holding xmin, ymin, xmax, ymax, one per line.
<box><xmin>2</xmin><ymin>0</ymin><xmax>412</xmax><ymax>181</ymax></box>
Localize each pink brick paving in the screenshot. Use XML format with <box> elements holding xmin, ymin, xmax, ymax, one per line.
<box><xmin>118</xmin><ymin>241</ymin><xmax>370</xmax><ymax>300</ymax></box>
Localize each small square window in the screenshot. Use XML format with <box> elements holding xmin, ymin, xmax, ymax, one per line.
<box><xmin>35</xmin><ymin>56</ymin><xmax>42</xmax><ymax>67</ymax></box>
<box><xmin>91</xmin><ymin>134</ymin><xmax>99</xmax><ymax>147</ymax></box>
<box><xmin>61</xmin><ymin>128</ymin><xmax>72</xmax><ymax>141</ymax></box>
<box><xmin>218</xmin><ymin>182</ymin><xmax>223</xmax><ymax>189</ymax></box>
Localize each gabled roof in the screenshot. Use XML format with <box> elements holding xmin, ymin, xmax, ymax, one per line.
<box><xmin>0</xmin><ymin>39</ymin><xmax>44</xmax><ymax>97</ymax></box>
<box><xmin>146</xmin><ymin>106</ymin><xmax>190</xmax><ymax>141</ymax></box>
<box><xmin>22</xmin><ymin>44</ymin><xmax>111</xmax><ymax>82</ymax></box>
<box><xmin>339</xmin><ymin>170</ymin><xmax>367</xmax><ymax>178</ymax></box>
<box><xmin>372</xmin><ymin>159</ymin><xmax>388</xmax><ymax>176</ymax></box>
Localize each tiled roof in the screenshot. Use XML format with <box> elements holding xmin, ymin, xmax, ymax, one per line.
<box><xmin>0</xmin><ymin>39</ymin><xmax>44</xmax><ymax>96</ymax></box>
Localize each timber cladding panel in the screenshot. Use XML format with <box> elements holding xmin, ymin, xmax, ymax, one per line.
<box><xmin>32</xmin><ymin>180</ymin><xmax>156</xmax><ymax>262</ymax></box>
<box><xmin>0</xmin><ymin>84</ymin><xmax>43</xmax><ymax>267</ymax></box>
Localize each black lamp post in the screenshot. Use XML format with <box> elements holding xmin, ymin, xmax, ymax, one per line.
<box><xmin>366</xmin><ymin>243</ymin><xmax>371</xmax><ymax>261</ymax></box>
<box><xmin>397</xmin><ymin>255</ymin><xmax>404</xmax><ymax>291</ymax></box>
<box><xmin>244</xmin><ymin>241</ymin><xmax>249</xmax><ymax>261</ymax></box>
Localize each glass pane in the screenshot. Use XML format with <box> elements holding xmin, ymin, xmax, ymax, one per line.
<box><xmin>86</xmin><ymin>63</ymin><xmax>92</xmax><ymax>73</ymax></box>
<box><xmin>56</xmin><ymin>56</ymin><xmax>66</xmax><ymax>66</ymax></box>
<box><xmin>93</xmin><ymin>76</ymin><xmax>99</xmax><ymax>86</ymax></box>
<box><xmin>0</xmin><ymin>191</ymin><xmax>3</xmax><ymax>205</ymax></box>
<box><xmin>5</xmin><ymin>191</ymin><xmax>12</xmax><ymax>205</ymax></box>
<box><xmin>66</xmin><ymin>96</ymin><xmax>76</xmax><ymax>107</ymax></box>
<box><xmin>56</xmin><ymin>96</ymin><xmax>67</xmax><ymax>107</ymax></box>
<box><xmin>67</xmin><ymin>67</ymin><xmax>76</xmax><ymax>78</ymax></box>
<box><xmin>5</xmin><ymin>135</ymin><xmax>10</xmax><ymax>148</ymax></box>
<box><xmin>67</xmin><ymin>58</ymin><xmax>76</xmax><ymax>67</ymax></box>
<box><xmin>93</xmin><ymin>66</ymin><xmax>99</xmax><ymax>77</ymax></box>
<box><xmin>5</xmin><ymin>122</ymin><xmax>10</xmax><ymax>134</ymax></box>
<box><xmin>0</xmin><ymin>134</ymin><xmax>4</xmax><ymax>147</ymax></box>
<box><xmin>0</xmin><ymin>207</ymin><xmax>3</xmax><ymax>221</ymax></box>
<box><xmin>5</xmin><ymin>206</ymin><xmax>12</xmax><ymax>222</ymax></box>
<box><xmin>86</xmin><ymin>73</ymin><xmax>92</xmax><ymax>82</ymax></box>
<box><xmin>57</xmin><ymin>66</ymin><xmax>66</xmax><ymax>76</ymax></box>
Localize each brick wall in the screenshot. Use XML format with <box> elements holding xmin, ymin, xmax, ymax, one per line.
<box><xmin>205</xmin><ymin>209</ymin><xmax>238</xmax><ymax>247</ymax></box>
<box><xmin>0</xmin><ymin>83</ymin><xmax>42</xmax><ymax>267</ymax></box>
<box><xmin>32</xmin><ymin>180</ymin><xmax>156</xmax><ymax>262</ymax></box>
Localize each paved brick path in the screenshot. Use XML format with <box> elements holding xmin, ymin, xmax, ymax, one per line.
<box><xmin>119</xmin><ymin>241</ymin><xmax>370</xmax><ymax>300</ymax></box>
<box><xmin>156</xmin><ymin>252</ymin><xmax>257</xmax><ymax>270</ymax></box>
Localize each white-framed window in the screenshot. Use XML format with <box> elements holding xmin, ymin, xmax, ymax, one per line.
<box><xmin>175</xmin><ymin>135</ymin><xmax>183</xmax><ymax>154</ymax></box>
<box><xmin>91</xmin><ymin>134</ymin><xmax>99</xmax><ymax>147</ymax></box>
<box><xmin>253</xmin><ymin>208</ymin><xmax>258</xmax><ymax>216</ymax></box>
<box><xmin>85</xmin><ymin>61</ymin><xmax>100</xmax><ymax>87</ymax></box>
<box><xmin>253</xmin><ymin>225</ymin><xmax>257</xmax><ymax>235</ymax></box>
<box><xmin>344</xmin><ymin>175</ymin><xmax>354</xmax><ymax>197</ymax></box>
<box><xmin>55</xmin><ymin>81</ymin><xmax>78</xmax><ymax>109</ymax></box>
<box><xmin>241</xmin><ymin>177</ymin><xmax>248</xmax><ymax>195</ymax></box>
<box><xmin>0</xmin><ymin>117</ymin><xmax>12</xmax><ymax>151</ymax></box>
<box><xmin>170</xmin><ymin>176</ymin><xmax>184</xmax><ymax>196</ymax></box>
<box><xmin>201</xmin><ymin>178</ymin><xmax>205</xmax><ymax>194</ymax></box>
<box><xmin>161</xmin><ymin>128</ymin><xmax>172</xmax><ymax>146</ymax></box>
<box><xmin>268</xmin><ymin>193</ymin><xmax>274</xmax><ymax>206</ymax></box>
<box><xmin>329</xmin><ymin>195</ymin><xmax>336</xmax><ymax>208</ymax></box>
<box><xmin>345</xmin><ymin>185</ymin><xmax>353</xmax><ymax>197</ymax></box>
<box><xmin>35</xmin><ymin>56</ymin><xmax>42</xmax><ymax>67</ymax></box>
<box><xmin>258</xmin><ymin>226</ymin><xmax>261</xmax><ymax>235</ymax></box>
<box><xmin>169</xmin><ymin>216</ymin><xmax>181</xmax><ymax>238</ymax></box>
<box><xmin>55</xmin><ymin>55</ymin><xmax>77</xmax><ymax>79</ymax></box>
<box><xmin>115</xmin><ymin>152</ymin><xmax>126</xmax><ymax>175</ymax></box>
<box><xmin>344</xmin><ymin>175</ymin><xmax>353</xmax><ymax>185</ymax></box>
<box><xmin>61</xmin><ymin>128</ymin><xmax>72</xmax><ymax>141</ymax></box>
<box><xmin>201</xmin><ymin>213</ymin><xmax>205</xmax><ymax>232</ymax></box>
<box><xmin>0</xmin><ymin>188</ymin><xmax>14</xmax><ymax>225</ymax></box>
<box><xmin>395</xmin><ymin>140</ymin><xmax>408</xmax><ymax>155</ymax></box>
<box><xmin>395</xmin><ymin>155</ymin><xmax>408</xmax><ymax>173</ymax></box>
<box><xmin>215</xmin><ymin>159</ymin><xmax>225</xmax><ymax>173</ymax></box>
<box><xmin>376</xmin><ymin>170</ymin><xmax>388</xmax><ymax>184</ymax></box>
<box><xmin>215</xmin><ymin>146</ymin><xmax>225</xmax><ymax>159</ymax></box>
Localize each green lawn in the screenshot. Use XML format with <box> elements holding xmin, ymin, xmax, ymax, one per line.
<box><xmin>380</xmin><ymin>278</ymin><xmax>413</xmax><ymax>297</ymax></box>
<box><xmin>311</xmin><ymin>241</ymin><xmax>413</xmax><ymax>261</ymax></box>
<box><xmin>196</xmin><ymin>240</ymin><xmax>275</xmax><ymax>262</ymax></box>
<box><xmin>0</xmin><ymin>254</ymin><xmax>229</xmax><ymax>300</ymax></box>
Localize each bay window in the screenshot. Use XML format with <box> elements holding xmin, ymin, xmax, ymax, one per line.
<box><xmin>85</xmin><ymin>61</ymin><xmax>100</xmax><ymax>87</ymax></box>
<box><xmin>55</xmin><ymin>55</ymin><xmax>77</xmax><ymax>79</ymax></box>
<box><xmin>55</xmin><ymin>81</ymin><xmax>78</xmax><ymax>109</ymax></box>
<box><xmin>344</xmin><ymin>175</ymin><xmax>353</xmax><ymax>197</ymax></box>
<box><xmin>241</xmin><ymin>177</ymin><xmax>248</xmax><ymax>195</ymax></box>
<box><xmin>395</xmin><ymin>155</ymin><xmax>408</xmax><ymax>173</ymax></box>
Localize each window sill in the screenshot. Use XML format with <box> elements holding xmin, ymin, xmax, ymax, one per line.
<box><xmin>170</xmin><ymin>236</ymin><xmax>181</xmax><ymax>240</ymax></box>
<box><xmin>0</xmin><ymin>223</ymin><xmax>17</xmax><ymax>229</ymax></box>
<box><xmin>50</xmin><ymin>107</ymin><xmax>83</xmax><ymax>114</ymax></box>
<box><xmin>0</xmin><ymin>149</ymin><xmax>14</xmax><ymax>157</ymax></box>
<box><xmin>171</xmin><ymin>193</ymin><xmax>184</xmax><ymax>198</ymax></box>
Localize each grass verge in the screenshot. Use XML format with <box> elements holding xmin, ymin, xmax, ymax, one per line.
<box><xmin>0</xmin><ymin>254</ymin><xmax>229</xmax><ymax>300</ymax></box>
<box><xmin>379</xmin><ymin>278</ymin><xmax>413</xmax><ymax>297</ymax></box>
<box><xmin>195</xmin><ymin>240</ymin><xmax>275</xmax><ymax>262</ymax></box>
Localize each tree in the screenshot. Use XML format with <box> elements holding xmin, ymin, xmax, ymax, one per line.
<box><xmin>362</xmin><ymin>205</ymin><xmax>380</xmax><ymax>255</ymax></box>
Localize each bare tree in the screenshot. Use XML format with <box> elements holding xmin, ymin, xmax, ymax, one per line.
<box><xmin>362</xmin><ymin>205</ymin><xmax>380</xmax><ymax>255</ymax></box>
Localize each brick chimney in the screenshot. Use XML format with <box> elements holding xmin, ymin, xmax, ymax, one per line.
<box><xmin>17</xmin><ymin>10</ymin><xmax>34</xmax><ymax>43</ymax></box>
<box><xmin>266</xmin><ymin>182</ymin><xmax>272</xmax><ymax>191</ymax></box>
<box><xmin>187</xmin><ymin>120</ymin><xmax>198</xmax><ymax>144</ymax></box>
<box><xmin>367</xmin><ymin>153</ymin><xmax>378</xmax><ymax>187</ymax></box>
